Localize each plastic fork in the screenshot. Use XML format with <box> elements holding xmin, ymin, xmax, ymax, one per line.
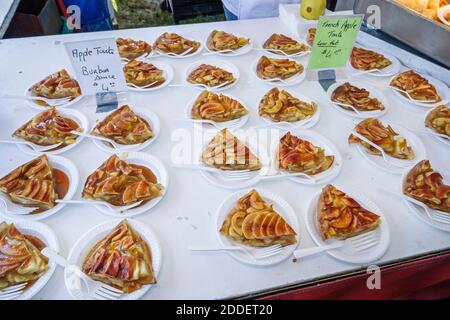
<box><xmin>389</xmin><ymin>86</ymin><xmax>437</xmax><ymax>103</ymax></box>
<box><xmin>258</xmin><ymin>77</ymin><xmax>291</xmax><ymax>85</ymax></box>
<box><xmin>189</xmin><ymin>244</ymin><xmax>283</xmax><ymax>261</ymax></box>
<box><xmin>254</xmin><ymin>47</ymin><xmax>310</xmax><ymax>57</ymax></box>
<box><xmin>169</xmin><ymin>81</ymin><xmax>231</xmax><ymax>90</ymax></box>
<box><xmin>127</xmin><ymin>80</ymin><xmax>160</xmax><ymax>90</ymax></box>
<box><xmin>253</xmin><ymin>116</ymin><xmax>314</xmax><ymax>129</ymax></box>
<box><xmin>0</xmin><ymin>139</ymin><xmax>63</xmax><ymax>153</ymax></box>
<box><xmin>70</xmin><ymin>131</ymin><xmax>139</xmax><ymax>150</ymax></box>
<box><xmin>0</xmin><ymin>282</ymin><xmax>28</xmax><ymax>300</ymax></box>
<box><xmin>293</xmin><ymin>231</ymin><xmax>378</xmax><ymax>259</ymax></box>
<box><xmin>174</xmin><ymin>118</ymin><xmax>241</xmax><ymax>129</ymax></box>
<box><xmin>333</xmin><ymin>101</ymin><xmax>382</xmax><ymax>116</ymax></box>
<box><xmin>261</xmin><ymin>172</ymin><xmax>317</xmax><ymax>183</ymax></box>
<box><xmin>353</xmin><ymin>68</ymin><xmax>389</xmax><ymax>77</ymax></box>
<box><xmin>173</xmin><ymin>164</ymin><xmax>254</xmax><ymax>181</ymax></box>
<box><xmin>379</xmin><ymin>187</ymin><xmax>450</xmax><ymax>225</ymax></box>
<box><xmin>55</xmin><ymin>199</ymin><xmax>144</xmax><ymax>212</ymax></box>
<box><xmin>42</xmin><ymin>247</ymin><xmax>123</xmax><ymax>300</ymax></box>
<box><xmin>159</xmin><ymin>46</ymin><xmax>195</xmax><ymax>57</ymax></box>
<box><xmin>203</xmin><ymin>49</ymin><xmax>235</xmax><ymax>56</ymax></box>
<box><xmin>0</xmin><ymin>194</ymin><xmax>39</xmax><ymax>215</ymax></box>
<box><xmin>0</xmin><ymin>94</ymin><xmax>73</xmax><ymax>106</ymax></box>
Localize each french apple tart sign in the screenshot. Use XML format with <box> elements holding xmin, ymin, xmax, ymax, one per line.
<box><xmin>64</xmin><ymin>38</ymin><xmax>128</xmax><ymax>111</ymax></box>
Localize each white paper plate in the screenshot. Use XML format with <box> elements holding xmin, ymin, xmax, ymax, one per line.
<box><xmin>89</xmin><ymin>152</ymin><xmax>168</xmax><ymax>218</ymax></box>
<box><xmin>126</xmin><ymin>60</ymin><xmax>174</xmax><ymax>91</ymax></box>
<box><xmin>389</xmin><ymin>72</ymin><xmax>450</xmax><ymax>108</ymax></box>
<box><xmin>215</xmin><ymin>189</ymin><xmax>299</xmax><ymax>266</ymax></box>
<box><xmin>305</xmin><ymin>188</ymin><xmax>390</xmax><ymax>264</ymax></box>
<box><xmin>25</xmin><ymin>81</ymin><xmax>83</xmax><ymax>110</ymax></box>
<box><xmin>400</xmin><ymin>165</ymin><xmax>450</xmax><ymax>232</ymax></box>
<box><xmin>350</xmin><ymin>123</ymin><xmax>426</xmax><ymax>175</ymax></box>
<box><xmin>0</xmin><ymin>219</ymin><xmax>59</xmax><ymax>300</ymax></box>
<box><xmin>199</xmin><ymin>129</ymin><xmax>270</xmax><ymax>189</ymax></box>
<box><xmin>64</xmin><ymin>219</ymin><xmax>162</xmax><ymax>300</ymax></box>
<box><xmin>258</xmin><ymin>91</ymin><xmax>320</xmax><ymax>129</ymax></box>
<box><xmin>326</xmin><ymin>81</ymin><xmax>388</xmax><ymax>119</ymax></box>
<box><xmin>251</xmin><ymin>56</ymin><xmax>306</xmax><ymax>87</ymax></box>
<box><xmin>269</xmin><ymin>129</ymin><xmax>342</xmax><ymax>186</ymax></box>
<box><xmin>154</xmin><ymin>33</ymin><xmax>203</xmax><ymax>58</ymax></box>
<box><xmin>16</xmin><ymin>109</ymin><xmax>89</xmax><ymax>156</ymax></box>
<box><xmin>204</xmin><ymin>31</ymin><xmax>253</xmax><ymax>57</ymax></box>
<box><xmin>91</xmin><ymin>107</ymin><xmax>160</xmax><ymax>153</ymax></box>
<box><xmin>184</xmin><ymin>93</ymin><xmax>249</xmax><ymax>131</ymax></box>
<box><xmin>0</xmin><ymin>155</ymin><xmax>79</xmax><ymax>221</ymax></box>
<box><xmin>423</xmin><ymin>108</ymin><xmax>450</xmax><ymax>147</ymax></box>
<box><xmin>347</xmin><ymin>45</ymin><xmax>401</xmax><ymax>77</ymax></box>
<box><xmin>260</xmin><ymin>33</ymin><xmax>311</xmax><ymax>58</ymax></box>
<box><xmin>184</xmin><ymin>59</ymin><xmax>239</xmax><ymax>91</ymax></box>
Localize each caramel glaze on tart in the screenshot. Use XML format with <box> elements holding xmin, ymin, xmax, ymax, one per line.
<box><xmin>331</xmin><ymin>82</ymin><xmax>385</xmax><ymax>112</ymax></box>
<box><xmin>191</xmin><ymin>90</ymin><xmax>248</xmax><ymax>122</ymax></box>
<box><xmin>30</xmin><ymin>69</ymin><xmax>81</xmax><ymax>100</ymax></box>
<box><xmin>124</xmin><ymin>60</ymin><xmax>165</xmax><ymax>87</ymax></box>
<box><xmin>350</xmin><ymin>47</ymin><xmax>392</xmax><ymax>71</ymax></box>
<box><xmin>425</xmin><ymin>105</ymin><xmax>450</xmax><ymax>138</ymax></box>
<box><xmin>277</xmin><ymin>132</ymin><xmax>334</xmax><ymax>175</ymax></box>
<box><xmin>116</xmin><ymin>37</ymin><xmax>152</xmax><ymax>60</ymax></box>
<box><xmin>259</xmin><ymin>88</ymin><xmax>317</xmax><ymax>122</ymax></box>
<box><xmin>206</xmin><ymin>30</ymin><xmax>249</xmax><ymax>52</ymax></box>
<box><xmin>263</xmin><ymin>34</ymin><xmax>309</xmax><ymax>55</ymax></box>
<box><xmin>187</xmin><ymin>64</ymin><xmax>235</xmax><ymax>88</ymax></box>
<box><xmin>390</xmin><ymin>70</ymin><xmax>441</xmax><ymax>102</ymax></box>
<box><xmin>154</xmin><ymin>32</ymin><xmax>200</xmax><ymax>55</ymax></box>
<box><xmin>256</xmin><ymin>56</ymin><xmax>304</xmax><ymax>80</ymax></box>
<box><xmin>403</xmin><ymin>160</ymin><xmax>450</xmax><ymax>214</ymax></box>
<box><xmin>348</xmin><ymin>118</ymin><xmax>415</xmax><ymax>160</ymax></box>
<box><xmin>220</xmin><ymin>189</ymin><xmax>297</xmax><ymax>247</ymax></box>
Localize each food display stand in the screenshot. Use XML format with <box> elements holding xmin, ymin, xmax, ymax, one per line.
<box><xmin>0</xmin><ymin>10</ymin><xmax>449</xmax><ymax>300</ymax></box>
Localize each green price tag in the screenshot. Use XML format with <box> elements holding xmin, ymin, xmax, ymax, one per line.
<box><xmin>308</xmin><ymin>15</ymin><xmax>363</xmax><ymax>70</ymax></box>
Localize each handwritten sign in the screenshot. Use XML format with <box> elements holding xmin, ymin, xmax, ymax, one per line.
<box><xmin>308</xmin><ymin>15</ymin><xmax>363</xmax><ymax>70</ymax></box>
<box><xmin>64</xmin><ymin>38</ymin><xmax>128</xmax><ymax>95</ymax></box>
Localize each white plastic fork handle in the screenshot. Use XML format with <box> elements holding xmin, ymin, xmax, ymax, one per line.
<box><xmin>42</xmin><ymin>247</ymin><xmax>72</xmax><ymax>268</ymax></box>
<box><xmin>293</xmin><ymin>243</ymin><xmax>343</xmax><ymax>259</ymax></box>
<box><xmin>189</xmin><ymin>246</ymin><xmax>243</xmax><ymax>252</ymax></box>
<box><xmin>173</xmin><ymin>164</ymin><xmax>218</xmax><ymax>173</ymax></box>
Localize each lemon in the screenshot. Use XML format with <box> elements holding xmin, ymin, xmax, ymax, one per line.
<box><xmin>300</xmin><ymin>0</ymin><xmax>326</xmax><ymax>20</ymax></box>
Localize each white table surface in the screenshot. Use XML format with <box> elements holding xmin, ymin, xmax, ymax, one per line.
<box><xmin>0</xmin><ymin>17</ymin><xmax>449</xmax><ymax>300</ymax></box>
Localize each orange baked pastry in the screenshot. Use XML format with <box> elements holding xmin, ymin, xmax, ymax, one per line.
<box><xmin>390</xmin><ymin>70</ymin><xmax>441</xmax><ymax>102</ymax></box>
<box><xmin>0</xmin><ymin>222</ymin><xmax>49</xmax><ymax>290</ymax></box>
<box><xmin>277</xmin><ymin>132</ymin><xmax>334</xmax><ymax>175</ymax></box>
<box><xmin>331</xmin><ymin>82</ymin><xmax>385</xmax><ymax>112</ymax></box>
<box><xmin>256</xmin><ymin>56</ymin><xmax>304</xmax><ymax>80</ymax></box>
<box><xmin>307</xmin><ymin>28</ymin><xmax>316</xmax><ymax>46</ymax></box>
<box><xmin>191</xmin><ymin>90</ymin><xmax>248</xmax><ymax>122</ymax></box>
<box><xmin>259</xmin><ymin>88</ymin><xmax>317</xmax><ymax>122</ymax></box>
<box><xmin>350</xmin><ymin>47</ymin><xmax>392</xmax><ymax>71</ymax></box>
<box><xmin>91</xmin><ymin>105</ymin><xmax>153</xmax><ymax>145</ymax></box>
<box><xmin>124</xmin><ymin>60</ymin><xmax>165</xmax><ymax>87</ymax></box>
<box><xmin>116</xmin><ymin>37</ymin><xmax>152</xmax><ymax>60</ymax></box>
<box><xmin>30</xmin><ymin>69</ymin><xmax>81</xmax><ymax>100</ymax></box>
<box><xmin>403</xmin><ymin>160</ymin><xmax>450</xmax><ymax>213</ymax></box>
<box><xmin>13</xmin><ymin>107</ymin><xmax>81</xmax><ymax>147</ymax></box>
<box><xmin>263</xmin><ymin>34</ymin><xmax>309</xmax><ymax>55</ymax></box>
<box><xmin>206</xmin><ymin>30</ymin><xmax>249</xmax><ymax>52</ymax></box>
<box><xmin>317</xmin><ymin>185</ymin><xmax>381</xmax><ymax>240</ymax></box>
<box><xmin>187</xmin><ymin>64</ymin><xmax>235</xmax><ymax>87</ymax></box>
<box><xmin>349</xmin><ymin>118</ymin><xmax>415</xmax><ymax>160</ymax></box>
<box><xmin>425</xmin><ymin>105</ymin><xmax>450</xmax><ymax>138</ymax></box>
<box><xmin>201</xmin><ymin>128</ymin><xmax>262</xmax><ymax>171</ymax></box>
<box><xmin>220</xmin><ymin>189</ymin><xmax>297</xmax><ymax>247</ymax></box>
<box><xmin>154</xmin><ymin>32</ymin><xmax>200</xmax><ymax>55</ymax></box>
<box><xmin>82</xmin><ymin>155</ymin><xmax>163</xmax><ymax>206</ymax></box>
<box><xmin>82</xmin><ymin>220</ymin><xmax>156</xmax><ymax>293</ymax></box>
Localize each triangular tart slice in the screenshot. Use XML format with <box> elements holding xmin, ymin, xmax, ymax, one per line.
<box><xmin>263</xmin><ymin>33</ymin><xmax>309</xmax><ymax>55</ymax></box>
<box><xmin>206</xmin><ymin>30</ymin><xmax>249</xmax><ymax>51</ymax></box>
<box><xmin>91</xmin><ymin>105</ymin><xmax>153</xmax><ymax>145</ymax></box>
<box><xmin>0</xmin><ymin>155</ymin><xmax>57</xmax><ymax>209</ymax></box>
<box><xmin>256</xmin><ymin>56</ymin><xmax>304</xmax><ymax>80</ymax></box>
<box><xmin>317</xmin><ymin>185</ymin><xmax>381</xmax><ymax>240</ymax></box>
<box><xmin>30</xmin><ymin>69</ymin><xmax>81</xmax><ymax>99</ymax></box>
<box><xmin>82</xmin><ymin>220</ymin><xmax>156</xmax><ymax>293</ymax></box>
<box><xmin>220</xmin><ymin>189</ymin><xmax>297</xmax><ymax>247</ymax></box>
<box><xmin>390</xmin><ymin>70</ymin><xmax>441</xmax><ymax>102</ymax></box>
<box><xmin>201</xmin><ymin>128</ymin><xmax>262</xmax><ymax>171</ymax></box>
<box><xmin>403</xmin><ymin>160</ymin><xmax>450</xmax><ymax>213</ymax></box>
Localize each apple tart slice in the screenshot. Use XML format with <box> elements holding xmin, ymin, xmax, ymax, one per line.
<box><xmin>220</xmin><ymin>189</ymin><xmax>297</xmax><ymax>247</ymax></box>
<box><xmin>0</xmin><ymin>155</ymin><xmax>57</xmax><ymax>209</ymax></box>
<box><xmin>307</xmin><ymin>28</ymin><xmax>316</xmax><ymax>46</ymax></box>
<box><xmin>277</xmin><ymin>132</ymin><xmax>334</xmax><ymax>175</ymax></box>
<box><xmin>116</xmin><ymin>37</ymin><xmax>152</xmax><ymax>60</ymax></box>
<box><xmin>350</xmin><ymin>47</ymin><xmax>392</xmax><ymax>71</ymax></box>
<box><xmin>390</xmin><ymin>70</ymin><xmax>441</xmax><ymax>102</ymax></box>
<box><xmin>331</xmin><ymin>82</ymin><xmax>385</xmax><ymax>112</ymax></box>
<box><xmin>256</xmin><ymin>56</ymin><xmax>304</xmax><ymax>80</ymax></box>
<box><xmin>191</xmin><ymin>90</ymin><xmax>248</xmax><ymax>122</ymax></box>
<box><xmin>259</xmin><ymin>88</ymin><xmax>317</xmax><ymax>122</ymax></box>
<box><xmin>91</xmin><ymin>105</ymin><xmax>153</xmax><ymax>145</ymax></box>
<box><xmin>30</xmin><ymin>69</ymin><xmax>81</xmax><ymax>100</ymax></box>
<box><xmin>206</xmin><ymin>30</ymin><xmax>249</xmax><ymax>52</ymax></box>
<box><xmin>13</xmin><ymin>107</ymin><xmax>81</xmax><ymax>147</ymax></box>
<box><xmin>0</xmin><ymin>222</ymin><xmax>49</xmax><ymax>290</ymax></box>
<box><xmin>349</xmin><ymin>118</ymin><xmax>415</xmax><ymax>160</ymax></box>
<box><xmin>201</xmin><ymin>128</ymin><xmax>262</xmax><ymax>171</ymax></box>
<box><xmin>263</xmin><ymin>34</ymin><xmax>309</xmax><ymax>55</ymax></box>
<box><xmin>154</xmin><ymin>32</ymin><xmax>200</xmax><ymax>55</ymax></box>
<box><xmin>124</xmin><ymin>60</ymin><xmax>165</xmax><ymax>87</ymax></box>
<box><xmin>317</xmin><ymin>185</ymin><xmax>381</xmax><ymax>240</ymax></box>
<box><xmin>403</xmin><ymin>160</ymin><xmax>450</xmax><ymax>213</ymax></box>
<box><xmin>187</xmin><ymin>64</ymin><xmax>235</xmax><ymax>88</ymax></box>
<box><xmin>82</xmin><ymin>220</ymin><xmax>156</xmax><ymax>293</ymax></box>
<box><xmin>425</xmin><ymin>105</ymin><xmax>450</xmax><ymax>138</ymax></box>
<box><xmin>82</xmin><ymin>155</ymin><xmax>163</xmax><ymax>207</ymax></box>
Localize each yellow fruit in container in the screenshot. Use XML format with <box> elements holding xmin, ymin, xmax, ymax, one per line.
<box><xmin>301</xmin><ymin>0</ymin><xmax>326</xmax><ymax>20</ymax></box>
